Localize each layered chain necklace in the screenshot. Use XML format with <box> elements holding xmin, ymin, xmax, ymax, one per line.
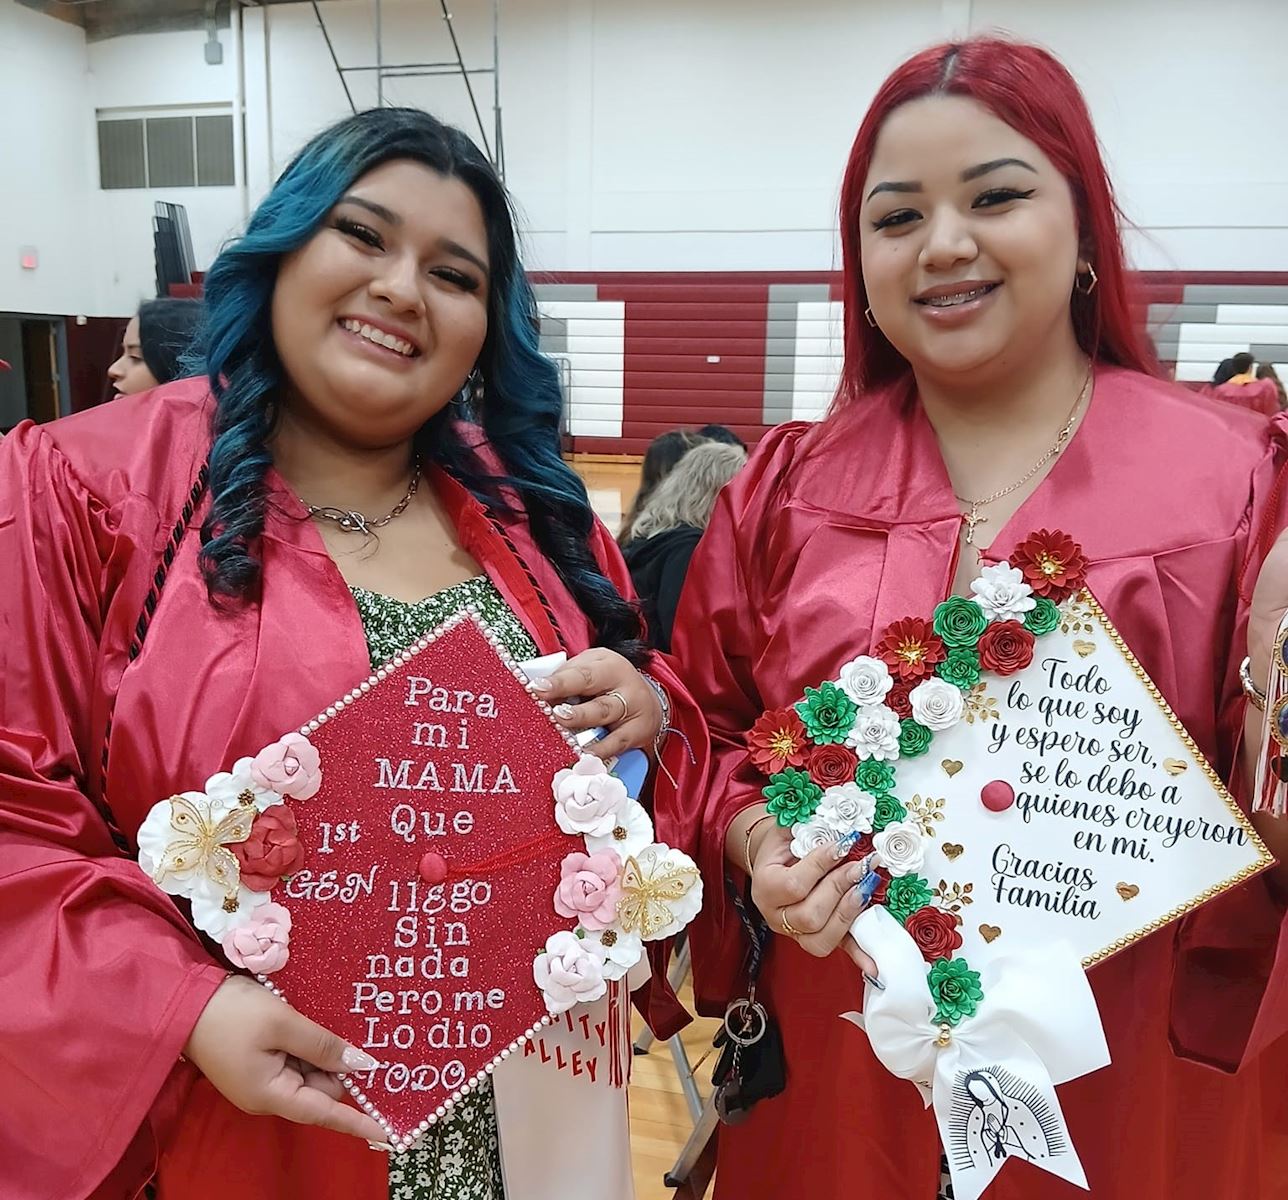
<box><xmin>305</xmin><ymin>461</ymin><xmax>421</xmax><ymax>536</ymax></box>
<box><xmin>955</xmin><ymin>367</ymin><xmax>1093</xmax><ymax>547</ymax></box>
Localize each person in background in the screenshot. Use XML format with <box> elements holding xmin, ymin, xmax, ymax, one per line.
<box><xmin>697</xmin><ymin>423</ymin><xmax>748</xmax><ymax>450</ymax></box>
<box><xmin>617</xmin><ymin>428</ymin><xmax>701</xmax><ymax>544</ymax></box>
<box><xmin>1208</xmin><ymin>351</ymin><xmax>1280</xmax><ymax>416</ymax></box>
<box><xmin>1258</xmin><ymin>362</ymin><xmax>1287</xmax><ymax>410</ymax></box>
<box><xmin>106</xmin><ymin>297</ymin><xmax>204</xmax><ymax>396</ymax></box>
<box><xmin>622</xmin><ymin>440</ymin><xmax>746</xmax><ymax>652</ymax></box>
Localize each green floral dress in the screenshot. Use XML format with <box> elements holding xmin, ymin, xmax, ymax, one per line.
<box><xmin>351</xmin><ymin>577</ymin><xmax>537</xmax><ymax>1200</ymax></box>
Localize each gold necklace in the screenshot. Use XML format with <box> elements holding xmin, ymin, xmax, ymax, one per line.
<box><xmin>954</xmin><ymin>368</ymin><xmax>1093</xmax><ymax>547</ymax></box>
<box><xmin>305</xmin><ymin>461</ymin><xmax>421</xmax><ymax>535</ymax></box>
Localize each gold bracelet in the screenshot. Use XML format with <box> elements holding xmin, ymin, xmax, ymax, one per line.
<box><xmin>1241</xmin><ymin>656</ymin><xmax>1267</xmax><ymax>712</ymax></box>
<box><xmin>742</xmin><ymin>812</ymin><xmax>775</xmax><ymax>875</ymax></box>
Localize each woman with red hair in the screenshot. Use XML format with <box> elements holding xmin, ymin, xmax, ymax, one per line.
<box><xmin>671</xmin><ymin>38</ymin><xmax>1288</xmax><ymax>1200</ymax></box>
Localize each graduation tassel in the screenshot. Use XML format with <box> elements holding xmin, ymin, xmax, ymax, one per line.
<box><xmin>1253</xmin><ymin>612</ymin><xmax>1288</xmax><ymax>817</ymax></box>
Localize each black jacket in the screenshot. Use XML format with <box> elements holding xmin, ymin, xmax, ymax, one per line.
<box><xmin>621</xmin><ymin>524</ymin><xmax>704</xmax><ymax>653</ymax></box>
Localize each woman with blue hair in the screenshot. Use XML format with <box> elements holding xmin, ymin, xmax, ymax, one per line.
<box><xmin>0</xmin><ymin>109</ymin><xmax>697</xmax><ymax>1200</ymax></box>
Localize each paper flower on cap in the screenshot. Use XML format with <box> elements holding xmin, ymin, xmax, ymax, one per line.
<box><xmin>806</xmin><ymin>743</ymin><xmax>859</xmax><ymax>790</ymax></box>
<box><xmin>969</xmin><ymin>562</ymin><xmax>1036</xmax><ymax>623</ymax></box>
<box><xmin>231</xmin><ymin>804</ymin><xmax>305</xmax><ymax>891</ymax></box>
<box><xmin>789</xmin><ymin>814</ymin><xmax>846</xmax><ymax>860</ymax></box>
<box><xmin>190</xmin><ymin>875</ymin><xmax>272</xmax><ymax>940</ymax></box>
<box><xmin>875</xmin><ymin>617</ymin><xmax>947</xmax><ymax>683</ymax></box>
<box><xmin>845</xmin><ymin>703</ymin><xmax>902</xmax><ymax>761</ymax></box>
<box><xmin>553</xmin><ymin>753</ymin><xmax>628</xmax><ymax>838</ymax></box>
<box><xmin>1012</xmin><ymin>529</ymin><xmax>1087</xmax><ymax>603</ymax></box>
<box><xmin>250</xmin><ymin>733</ymin><xmax>322</xmax><ymax>801</ymax></box>
<box><xmin>747</xmin><ymin>707</ymin><xmax>809</xmax><ymax>775</ymax></box>
<box><xmin>836</xmin><ymin>655</ymin><xmax>894</xmax><ymax>708</ymax></box>
<box><xmin>221</xmin><ymin>902</ymin><xmax>292</xmax><ymax>974</ymax></box>
<box><xmin>137</xmin><ymin>790</ymin><xmax>256</xmax><ymax>899</ymax></box>
<box><xmin>582</xmin><ymin>924</ymin><xmax>644</xmax><ymax>983</ymax></box>
<box><xmin>796</xmin><ymin>682</ymin><xmax>858</xmax><ymax>746</ymax></box>
<box><xmin>205</xmin><ymin>757</ymin><xmax>278</xmax><ymax>815</ymax></box>
<box><xmin>615</xmin><ymin>845</ymin><xmax>702</xmax><ymax>941</ymax></box>
<box><xmin>816</xmin><ymin>782</ymin><xmax>876</xmax><ymax>835</ymax></box>
<box><xmin>534</xmin><ymin>930</ymin><xmax>609</xmax><ymax>1015</ymax></box>
<box><xmin>553</xmin><ymin>851</ymin><xmax>623</xmax><ymax>931</ymax></box>
<box><xmin>763</xmin><ymin>767</ymin><xmax>824</xmax><ymax>826</ymax></box>
<box><xmin>909</xmin><ymin>678</ymin><xmax>965</xmax><ymax>732</ymax></box>
<box><xmin>584</xmin><ymin>796</ymin><xmax>655</xmax><ymax>862</ymax></box>
<box><xmin>872</xmin><ymin>818</ymin><xmax>926</xmax><ymax>878</ymax></box>
<box><xmin>977</xmin><ymin>620</ymin><xmax>1036</xmax><ymax>676</ymax></box>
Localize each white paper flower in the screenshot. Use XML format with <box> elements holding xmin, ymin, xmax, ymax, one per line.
<box><xmin>189</xmin><ymin>876</ymin><xmax>272</xmax><ymax>940</ymax></box>
<box><xmin>584</xmin><ymin>797</ymin><xmax>655</xmax><ymax>862</ymax></box>
<box><xmin>844</xmin><ymin>703</ymin><xmax>902</xmax><ymax>761</ymax></box>
<box><xmin>816</xmin><ymin>782</ymin><xmax>876</xmax><ymax>835</ymax></box>
<box><xmin>137</xmin><ymin>789</ymin><xmax>255</xmax><ymax>899</ymax></box>
<box><xmin>534</xmin><ymin>930</ymin><xmax>609</xmax><ymax>1014</ymax></box>
<box><xmin>909</xmin><ymin>678</ymin><xmax>965</xmax><ymax>732</ymax></box>
<box><xmin>872</xmin><ymin>819</ymin><xmax>927</xmax><ymax>878</ymax></box>
<box><xmin>615</xmin><ymin>844</ymin><xmax>703</xmax><ymax>942</ymax></box>
<box><xmin>836</xmin><ymin>655</ymin><xmax>894</xmax><ymax>708</ymax></box>
<box><xmin>788</xmin><ymin>814</ymin><xmax>846</xmax><ymax>860</ymax></box>
<box><xmin>581</xmin><ymin>924</ymin><xmax>644</xmax><ymax>982</ymax></box>
<box><xmin>206</xmin><ymin>757</ymin><xmax>278</xmax><ymax>814</ymax></box>
<box><xmin>970</xmin><ymin>563</ymin><xmax>1036</xmax><ymax>623</ymax></box>
<box><xmin>553</xmin><ymin>754</ymin><xmax>629</xmax><ymax>838</ymax></box>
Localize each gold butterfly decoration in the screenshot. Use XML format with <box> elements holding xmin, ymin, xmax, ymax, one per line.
<box><xmin>616</xmin><ymin>850</ymin><xmax>700</xmax><ymax>940</ymax></box>
<box><xmin>152</xmin><ymin>793</ymin><xmax>255</xmax><ymax>894</ymax></box>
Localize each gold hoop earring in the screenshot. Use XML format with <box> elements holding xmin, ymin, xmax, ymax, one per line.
<box><xmin>864</xmin><ymin>307</ymin><xmax>878</xmax><ymax>328</ymax></box>
<box><xmin>1075</xmin><ymin>264</ymin><xmax>1098</xmax><ymax>295</ymax></box>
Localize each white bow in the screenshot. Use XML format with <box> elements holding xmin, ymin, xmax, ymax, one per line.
<box><xmin>844</xmin><ymin>907</ymin><xmax>1110</xmax><ymax>1200</ymax></box>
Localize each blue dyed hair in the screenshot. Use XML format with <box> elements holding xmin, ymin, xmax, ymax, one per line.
<box><xmin>198</xmin><ymin>107</ymin><xmax>644</xmax><ymax>661</ymax></box>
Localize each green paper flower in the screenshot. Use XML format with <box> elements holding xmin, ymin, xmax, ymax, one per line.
<box><xmin>898</xmin><ymin>718</ymin><xmax>932</xmax><ymax>758</ymax></box>
<box><xmin>1024</xmin><ymin>596</ymin><xmax>1062</xmax><ymax>636</ymax></box>
<box><xmin>932</xmin><ymin>596</ymin><xmax>990</xmax><ymax>649</ymax></box>
<box><xmin>795</xmin><ymin>682</ymin><xmax>858</xmax><ymax>746</ymax></box>
<box><xmin>871</xmin><ymin>794</ymin><xmax>908</xmax><ymax>833</ymax></box>
<box><xmin>854</xmin><ymin>758</ymin><xmax>896</xmax><ymax>796</ymax></box>
<box><xmin>885</xmin><ymin>873</ymin><xmax>934</xmax><ymax>923</ymax></box>
<box><xmin>936</xmin><ymin>648</ymin><xmax>982</xmax><ymax>690</ymax></box>
<box><xmin>762</xmin><ymin>767</ymin><xmax>824</xmax><ymax>827</ymax></box>
<box><xmin>927</xmin><ymin>956</ymin><xmax>985</xmax><ymax>1026</ymax></box>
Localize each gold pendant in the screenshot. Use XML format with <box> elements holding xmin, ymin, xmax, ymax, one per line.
<box><xmin>962</xmin><ymin>507</ymin><xmax>986</xmax><ymax>546</ymax></box>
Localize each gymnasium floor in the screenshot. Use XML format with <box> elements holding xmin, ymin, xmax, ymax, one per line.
<box><xmin>570</xmin><ymin>458</ymin><xmax>724</xmax><ymax>1198</ymax></box>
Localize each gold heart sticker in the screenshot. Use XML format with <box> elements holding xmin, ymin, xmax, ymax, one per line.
<box><xmin>979</xmin><ymin>924</ymin><xmax>1002</xmax><ymax>944</ymax></box>
<box><xmin>942</xmin><ymin>843</ymin><xmax>964</xmax><ymax>861</ymax></box>
<box><xmin>1116</xmin><ymin>882</ymin><xmax>1140</xmax><ymax>901</ymax></box>
<box><xmin>1163</xmin><ymin>758</ymin><xmax>1188</xmax><ymax>777</ymax></box>
<box><xmin>942</xmin><ymin>759</ymin><xmax>963</xmax><ymax>778</ymax></box>
<box><xmin>1072</xmin><ymin>639</ymin><xmax>1096</xmax><ymax>658</ymax></box>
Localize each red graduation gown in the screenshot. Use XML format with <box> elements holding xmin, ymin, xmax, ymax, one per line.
<box><xmin>0</xmin><ymin>378</ymin><xmax>696</xmax><ymax>1200</ymax></box>
<box><xmin>670</xmin><ymin>366</ymin><xmax>1288</xmax><ymax>1200</ymax></box>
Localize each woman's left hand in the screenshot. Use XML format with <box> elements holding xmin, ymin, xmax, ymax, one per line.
<box><xmin>535</xmin><ymin>648</ymin><xmax>663</xmax><ymax>760</ymax></box>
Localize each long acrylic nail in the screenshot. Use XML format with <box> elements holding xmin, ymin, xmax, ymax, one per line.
<box><xmin>553</xmin><ymin>703</ymin><xmax>575</xmax><ymax>720</ymax></box>
<box><xmin>863</xmin><ymin>973</ymin><xmax>886</xmax><ymax>992</ymax></box>
<box><xmin>530</xmin><ymin>677</ymin><xmax>553</xmax><ymax>691</ymax></box>
<box><xmin>342</xmin><ymin>1046</ymin><xmax>380</xmax><ymax>1072</ymax></box>
<box><xmin>856</xmin><ymin>870</ymin><xmax>882</xmax><ymax>904</ymax></box>
<box><xmin>834</xmin><ymin>831</ymin><xmax>861</xmax><ymax>859</ymax></box>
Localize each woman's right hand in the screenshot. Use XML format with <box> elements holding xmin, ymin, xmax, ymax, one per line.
<box><xmin>183</xmin><ymin>975</ymin><xmax>388</xmax><ymax>1143</ymax></box>
<box><xmin>748</xmin><ymin>825</ymin><xmax>876</xmax><ymax>972</ymax></box>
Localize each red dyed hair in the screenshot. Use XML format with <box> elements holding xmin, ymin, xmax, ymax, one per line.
<box><xmin>836</xmin><ymin>38</ymin><xmax>1157</xmax><ymax>403</ymax></box>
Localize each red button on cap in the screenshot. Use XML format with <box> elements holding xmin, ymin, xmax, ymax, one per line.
<box><xmin>418</xmin><ymin>851</ymin><xmax>448</xmax><ymax>884</ymax></box>
<box><xmin>981</xmin><ymin>780</ymin><xmax>1015</xmax><ymax>812</ymax></box>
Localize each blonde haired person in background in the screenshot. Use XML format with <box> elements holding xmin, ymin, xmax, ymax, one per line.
<box><xmin>622</xmin><ymin>440</ymin><xmax>746</xmax><ymax>652</ymax></box>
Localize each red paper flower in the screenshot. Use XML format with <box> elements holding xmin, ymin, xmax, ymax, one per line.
<box><xmin>1012</xmin><ymin>529</ymin><xmax>1087</xmax><ymax>603</ymax></box>
<box><xmin>807</xmin><ymin>743</ymin><xmax>859</xmax><ymax>789</ymax></box>
<box><xmin>867</xmin><ymin>868</ymin><xmax>891</xmax><ymax>908</ymax></box>
<box><xmin>875</xmin><ymin>618</ymin><xmax>947</xmax><ymax>682</ymax></box>
<box><xmin>886</xmin><ymin>682</ymin><xmax>913</xmax><ymax>721</ymax></box>
<box><xmin>977</xmin><ymin>620</ymin><xmax>1036</xmax><ymax>676</ymax></box>
<box><xmin>904</xmin><ymin>904</ymin><xmax>964</xmax><ymax>963</ymax></box>
<box><xmin>840</xmin><ymin>831</ymin><xmax>875</xmax><ymax>865</ymax></box>
<box><xmin>748</xmin><ymin>708</ymin><xmax>809</xmax><ymax>775</ymax></box>
<box><xmin>232</xmin><ymin>805</ymin><xmax>306</xmax><ymax>891</ymax></box>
